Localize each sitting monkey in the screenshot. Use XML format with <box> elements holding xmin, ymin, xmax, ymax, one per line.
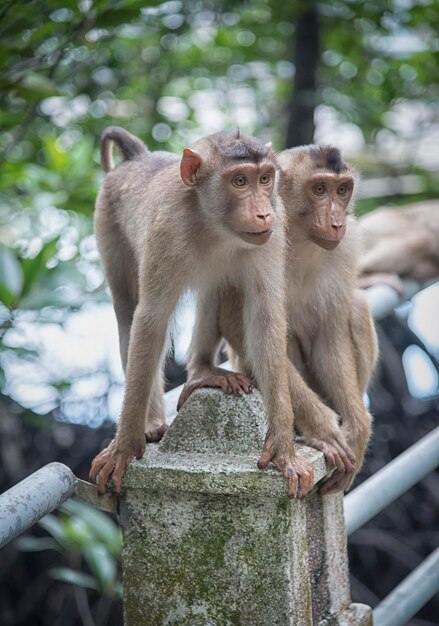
<box><xmin>358</xmin><ymin>200</ymin><xmax>439</xmax><ymax>292</ymax></box>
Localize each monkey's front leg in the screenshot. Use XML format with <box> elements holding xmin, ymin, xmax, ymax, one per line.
<box><xmin>286</xmin><ymin>360</ymin><xmax>356</xmax><ymax>481</ymax></box>
<box><xmin>178</xmin><ymin>288</ymin><xmax>253</xmax><ymax>410</ymax></box>
<box><xmin>90</xmin><ymin>298</ymin><xmax>175</xmax><ymax>494</ymax></box>
<box><xmin>310</xmin><ymin>332</ymin><xmax>372</xmax><ymax>495</ymax></box>
<box><xmin>243</xmin><ymin>278</ymin><xmax>314</xmax><ymax>499</ymax></box>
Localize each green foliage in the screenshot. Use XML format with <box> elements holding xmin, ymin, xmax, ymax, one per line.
<box><xmin>320</xmin><ymin>0</ymin><xmax>439</xmax><ymax>143</ymax></box>
<box><xmin>50</xmin><ymin>567</ymin><xmax>101</xmax><ymax>592</ymax></box>
<box><xmin>0</xmin><ymin>245</ymin><xmax>23</xmax><ymax>307</ymax></box>
<box><xmin>1</xmin><ymin>0</ymin><xmax>438</xmax><ymax>419</ymax></box>
<box><xmin>16</xmin><ymin>498</ymin><xmax>122</xmax><ymax>597</ymax></box>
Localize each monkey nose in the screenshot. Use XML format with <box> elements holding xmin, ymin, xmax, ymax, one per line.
<box><xmin>256</xmin><ymin>212</ymin><xmax>272</xmax><ymax>226</ymax></box>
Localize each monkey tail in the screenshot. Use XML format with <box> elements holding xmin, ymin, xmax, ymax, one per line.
<box><xmin>100</xmin><ymin>126</ymin><xmax>148</xmax><ymax>173</ymax></box>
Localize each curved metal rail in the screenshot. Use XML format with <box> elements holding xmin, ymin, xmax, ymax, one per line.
<box><xmin>344</xmin><ymin>426</ymin><xmax>439</xmax><ymax>626</ymax></box>
<box><xmin>344</xmin><ymin>426</ymin><xmax>439</xmax><ymax>536</ymax></box>
<box><xmin>0</xmin><ymin>462</ymin><xmax>76</xmax><ymax>548</ymax></box>
<box><xmin>0</xmin><ymin>462</ymin><xmax>117</xmax><ymax>549</ymax></box>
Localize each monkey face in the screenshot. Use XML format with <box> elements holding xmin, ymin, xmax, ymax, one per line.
<box><xmin>304</xmin><ymin>173</ymin><xmax>354</xmax><ymax>250</ymax></box>
<box><xmin>219</xmin><ymin>163</ymin><xmax>278</xmax><ymax>245</ymax></box>
<box><xmin>179</xmin><ymin>135</ymin><xmax>281</xmax><ymax>247</ymax></box>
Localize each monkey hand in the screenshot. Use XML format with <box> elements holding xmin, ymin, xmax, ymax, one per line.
<box><xmin>177</xmin><ymin>367</ymin><xmax>254</xmax><ymax>410</ymax></box>
<box><xmin>89</xmin><ymin>436</ymin><xmax>145</xmax><ymax>494</ymax></box>
<box><xmin>257</xmin><ymin>435</ymin><xmax>314</xmax><ymax>499</ymax></box>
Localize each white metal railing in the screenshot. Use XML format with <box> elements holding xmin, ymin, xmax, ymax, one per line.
<box><xmin>344</xmin><ymin>427</ymin><xmax>439</xmax><ymax>625</ymax></box>
<box><xmin>372</xmin><ymin>546</ymin><xmax>439</xmax><ymax>626</ymax></box>
<box><xmin>344</xmin><ymin>426</ymin><xmax>439</xmax><ymax>536</ymax></box>
<box><xmin>364</xmin><ymin>279</ymin><xmax>421</xmax><ymax>320</ymax></box>
<box><xmin>347</xmin><ymin>281</ymin><xmax>439</xmax><ymax>625</ymax></box>
<box><xmin>0</xmin><ymin>463</ymin><xmax>77</xmax><ymax>548</ymax></box>
<box><xmin>0</xmin><ymin>462</ymin><xmax>117</xmax><ymax>549</ymax></box>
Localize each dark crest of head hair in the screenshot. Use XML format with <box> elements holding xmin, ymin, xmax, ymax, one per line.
<box><xmin>309</xmin><ymin>145</ymin><xmax>348</xmax><ymax>173</ymax></box>
<box><xmin>211</xmin><ymin>130</ymin><xmax>270</xmax><ymax>164</ymax></box>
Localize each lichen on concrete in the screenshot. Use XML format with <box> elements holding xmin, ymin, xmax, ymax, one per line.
<box><xmin>159</xmin><ymin>388</ymin><xmax>268</xmax><ymax>455</ymax></box>
<box><xmin>122</xmin><ymin>489</ymin><xmax>312</xmax><ymax>625</ymax></box>
<box><xmin>120</xmin><ymin>387</ymin><xmax>371</xmax><ymax>626</ymax></box>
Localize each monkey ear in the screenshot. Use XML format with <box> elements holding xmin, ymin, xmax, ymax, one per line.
<box><xmin>180</xmin><ymin>149</ymin><xmax>203</xmax><ymax>187</ymax></box>
<box><xmin>265</xmin><ymin>141</ymin><xmax>273</xmax><ymax>149</ymax></box>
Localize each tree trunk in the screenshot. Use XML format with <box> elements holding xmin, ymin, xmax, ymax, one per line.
<box><xmin>285</xmin><ymin>4</ymin><xmax>320</xmax><ymax>148</ymax></box>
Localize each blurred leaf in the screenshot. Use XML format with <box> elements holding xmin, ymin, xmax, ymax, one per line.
<box><xmin>43</xmin><ymin>135</ymin><xmax>69</xmax><ymax>171</ymax></box>
<box><xmin>19</xmin><ymin>72</ymin><xmax>58</xmax><ymax>96</ymax></box>
<box><xmin>115</xmin><ymin>581</ymin><xmax>123</xmax><ymax>595</ymax></box>
<box><xmin>61</xmin><ymin>499</ymin><xmax>123</xmax><ymax>555</ymax></box>
<box><xmin>0</xmin><ymin>245</ymin><xmax>23</xmax><ymax>306</ymax></box>
<box><xmin>15</xmin><ymin>535</ymin><xmax>59</xmax><ymax>552</ymax></box>
<box><xmin>21</xmin><ymin>237</ymin><xmax>59</xmax><ymax>297</ymax></box>
<box><xmin>84</xmin><ymin>543</ymin><xmax>117</xmax><ymax>591</ymax></box>
<box><xmin>62</xmin><ymin>515</ymin><xmax>93</xmax><ymax>547</ymax></box>
<box><xmin>38</xmin><ymin>513</ymin><xmax>70</xmax><ymax>550</ymax></box>
<box><xmin>50</xmin><ymin>567</ymin><xmax>100</xmax><ymax>590</ymax></box>
<box><xmin>0</xmin><ymin>283</ymin><xmax>16</xmax><ymax>308</ymax></box>
<box><xmin>93</xmin><ymin>2</ymin><xmax>147</xmax><ymax>27</ymax></box>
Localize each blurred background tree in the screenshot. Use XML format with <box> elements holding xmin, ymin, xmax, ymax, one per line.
<box><xmin>0</xmin><ymin>1</ymin><xmax>438</xmax><ymax>625</ymax></box>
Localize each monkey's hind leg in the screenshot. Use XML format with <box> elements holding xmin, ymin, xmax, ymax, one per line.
<box><xmin>94</xmin><ymin>212</ymin><xmax>138</xmax><ymax>373</ymax></box>
<box><xmin>113</xmin><ymin>295</ymin><xmax>135</xmax><ymax>373</ymax></box>
<box><xmin>145</xmin><ymin>366</ymin><xmax>168</xmax><ymax>443</ymax></box>
<box><xmin>350</xmin><ymin>289</ymin><xmax>378</xmax><ymax>394</ymax></box>
<box><xmin>177</xmin><ymin>286</ymin><xmax>253</xmax><ymax>410</ymax></box>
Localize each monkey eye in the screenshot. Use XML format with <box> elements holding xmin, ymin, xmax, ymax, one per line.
<box><xmin>260</xmin><ymin>173</ymin><xmax>272</xmax><ymax>185</ymax></box>
<box><xmin>337</xmin><ymin>184</ymin><xmax>348</xmax><ymax>195</ymax></box>
<box><xmin>233</xmin><ymin>175</ymin><xmax>247</xmax><ymax>187</ymax></box>
<box><xmin>312</xmin><ymin>183</ymin><xmax>326</xmax><ymax>195</ymax></box>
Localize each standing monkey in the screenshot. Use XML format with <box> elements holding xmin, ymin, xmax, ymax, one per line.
<box><xmin>180</xmin><ymin>145</ymin><xmax>378</xmax><ymax>494</ymax></box>
<box><xmin>89</xmin><ymin>127</ymin><xmax>314</xmax><ymax>498</ymax></box>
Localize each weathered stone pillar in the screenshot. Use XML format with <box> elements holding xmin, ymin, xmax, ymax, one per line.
<box><xmin>120</xmin><ymin>388</ymin><xmax>371</xmax><ymax>626</ymax></box>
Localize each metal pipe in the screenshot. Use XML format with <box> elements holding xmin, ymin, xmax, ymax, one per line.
<box><xmin>344</xmin><ymin>426</ymin><xmax>439</xmax><ymax>535</ymax></box>
<box><xmin>373</xmin><ymin>546</ymin><xmax>439</xmax><ymax>626</ymax></box>
<box><xmin>364</xmin><ymin>279</ymin><xmax>421</xmax><ymax>321</ymax></box>
<box><xmin>0</xmin><ymin>462</ymin><xmax>77</xmax><ymax>548</ymax></box>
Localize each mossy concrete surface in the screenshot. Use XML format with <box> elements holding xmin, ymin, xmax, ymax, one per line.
<box><xmin>120</xmin><ymin>388</ymin><xmax>372</xmax><ymax>626</ymax></box>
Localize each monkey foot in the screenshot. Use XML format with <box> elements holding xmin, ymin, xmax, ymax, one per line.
<box><xmin>177</xmin><ymin>369</ymin><xmax>254</xmax><ymax>410</ymax></box>
<box><xmin>306</xmin><ymin>435</ymin><xmax>356</xmax><ymax>473</ymax></box>
<box><xmin>145</xmin><ymin>424</ymin><xmax>168</xmax><ymax>443</ymax></box>
<box><xmin>257</xmin><ymin>435</ymin><xmax>314</xmax><ymax>499</ymax></box>
<box><xmin>305</xmin><ymin>435</ymin><xmax>356</xmax><ymax>495</ymax></box>
<box><xmin>89</xmin><ymin>438</ymin><xmax>145</xmax><ymax>494</ymax></box>
<box><xmin>318</xmin><ymin>469</ymin><xmax>355</xmax><ymax>495</ymax></box>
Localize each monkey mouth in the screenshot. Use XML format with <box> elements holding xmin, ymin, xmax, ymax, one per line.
<box><xmin>242</xmin><ymin>229</ymin><xmax>272</xmax><ymax>236</ymax></box>
<box><xmin>240</xmin><ymin>229</ymin><xmax>273</xmax><ymax>245</ymax></box>
<box><xmin>311</xmin><ymin>234</ymin><xmax>341</xmax><ymax>251</ymax></box>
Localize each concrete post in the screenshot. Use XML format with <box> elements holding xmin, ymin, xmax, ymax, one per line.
<box><xmin>120</xmin><ymin>388</ymin><xmax>371</xmax><ymax>626</ymax></box>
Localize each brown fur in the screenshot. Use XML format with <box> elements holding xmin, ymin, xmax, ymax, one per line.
<box><xmin>358</xmin><ymin>201</ymin><xmax>439</xmax><ymax>291</ymax></box>
<box><xmin>89</xmin><ymin>127</ymin><xmax>313</xmax><ymax>497</ymax></box>
<box><xmin>181</xmin><ymin>145</ymin><xmax>378</xmax><ymax>494</ymax></box>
